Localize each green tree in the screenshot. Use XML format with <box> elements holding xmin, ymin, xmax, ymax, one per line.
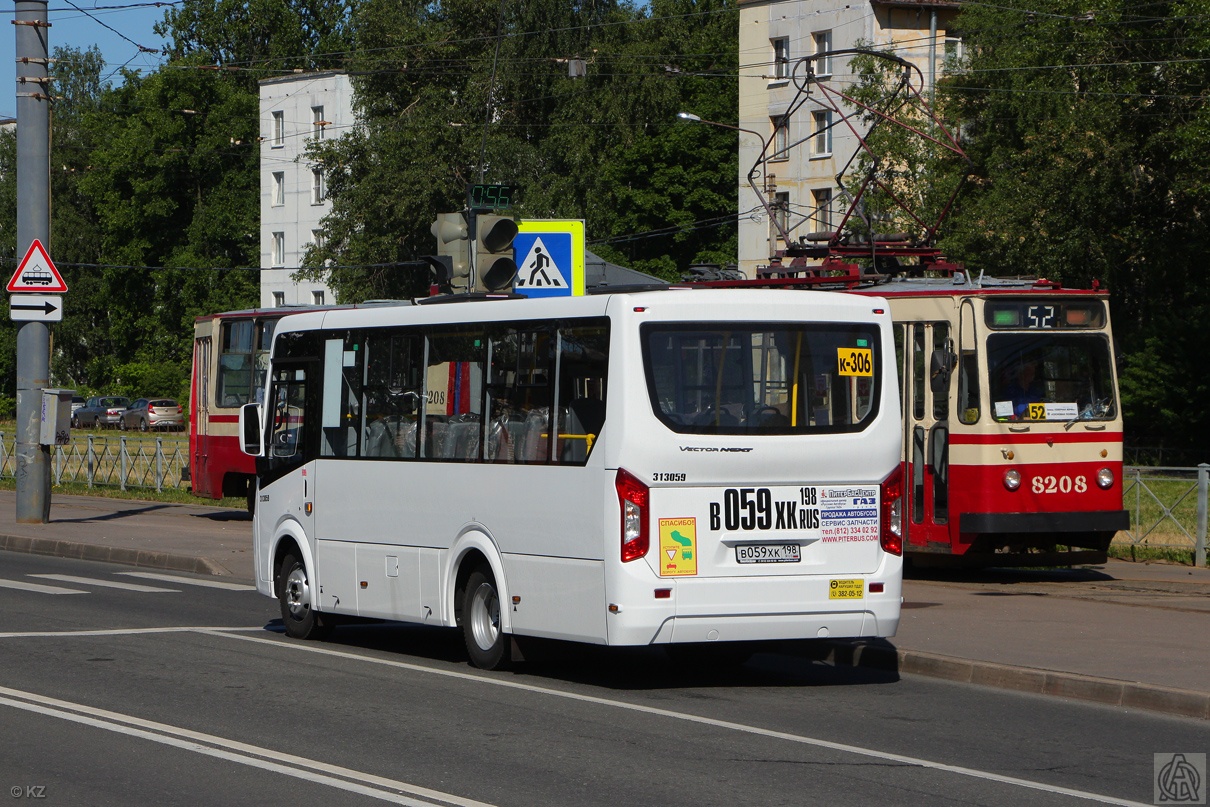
<box><xmin>301</xmin><ymin>0</ymin><xmax>739</xmax><ymax>299</ymax></box>
<box><xmin>938</xmin><ymin>0</ymin><xmax>1210</xmax><ymax>460</ymax></box>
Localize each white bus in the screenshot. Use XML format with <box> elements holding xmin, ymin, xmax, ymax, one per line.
<box><xmin>240</xmin><ymin>289</ymin><xmax>904</xmax><ymax>669</ymax></box>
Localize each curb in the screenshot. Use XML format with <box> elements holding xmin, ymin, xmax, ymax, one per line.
<box><xmin>807</xmin><ymin>640</ymin><xmax>1210</xmax><ymax>721</ymax></box>
<box><xmin>0</xmin><ymin>532</ymin><xmax>234</xmax><ymax>579</ymax></box>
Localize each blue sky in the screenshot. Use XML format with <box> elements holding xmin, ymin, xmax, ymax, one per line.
<box><xmin>3</xmin><ymin>1</ymin><xmax>169</xmax><ymax>119</ymax></box>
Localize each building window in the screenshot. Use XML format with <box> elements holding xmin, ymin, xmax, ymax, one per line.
<box><xmin>272</xmin><ymin>172</ymin><xmax>285</xmax><ymax>206</ymax></box>
<box><xmin>774</xmin><ymin>191</ymin><xmax>790</xmax><ymax>240</ymax></box>
<box><xmin>312</xmin><ymin>229</ymin><xmax>325</xmax><ymax>249</ymax></box>
<box><xmin>812</xmin><ymin>188</ymin><xmax>833</xmax><ymax>234</ymax></box>
<box><xmin>272</xmin><ymin>232</ymin><xmax>285</xmax><ymax>266</ymax></box>
<box><xmin>771</xmin><ymin>115</ymin><xmax>789</xmax><ymax>160</ymax></box>
<box><xmin>771</xmin><ymin>37</ymin><xmax>790</xmax><ymax>81</ymax></box>
<box><xmin>312</xmin><ymin>105</ymin><xmax>326</xmax><ymax>139</ymax></box>
<box><xmin>311</xmin><ymin>168</ymin><xmax>326</xmax><ymax>205</ymax></box>
<box><xmin>273</xmin><ymin>291</ymin><xmax>286</xmax><ymax>307</ymax></box>
<box><xmin>271</xmin><ymin>111</ymin><xmax>284</xmax><ymax>147</ymax></box>
<box><xmin>811</xmin><ymin>110</ymin><xmax>832</xmax><ymax>157</ymax></box>
<box><xmin>813</xmin><ymin>31</ymin><xmax>833</xmax><ymax>77</ymax></box>
<box><xmin>945</xmin><ymin>36</ymin><xmax>965</xmax><ymax>67</ymax></box>
<box><xmin>312</xmin><ymin>291</ymin><xmax>325</xmax><ymax>306</ymax></box>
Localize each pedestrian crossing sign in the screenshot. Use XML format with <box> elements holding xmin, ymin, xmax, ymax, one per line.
<box><xmin>513</xmin><ymin>220</ymin><xmax>585</xmax><ymax>297</ymax></box>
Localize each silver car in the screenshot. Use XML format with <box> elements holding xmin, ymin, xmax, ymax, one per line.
<box><xmin>72</xmin><ymin>396</ymin><xmax>130</xmax><ymax>429</ymax></box>
<box><xmin>119</xmin><ymin>398</ymin><xmax>184</xmax><ymax>432</ymax></box>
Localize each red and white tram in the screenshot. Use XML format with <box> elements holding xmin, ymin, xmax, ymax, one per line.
<box><xmin>189</xmin><ymin>309</ymin><xmax>289</xmax><ymax>508</ymax></box>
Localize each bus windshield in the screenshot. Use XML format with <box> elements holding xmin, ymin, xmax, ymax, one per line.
<box><xmin>987</xmin><ymin>333</ymin><xmax>1116</xmax><ymax>422</ymax></box>
<box><xmin>643</xmin><ymin>323</ymin><xmax>882</xmax><ymax>434</ymax></box>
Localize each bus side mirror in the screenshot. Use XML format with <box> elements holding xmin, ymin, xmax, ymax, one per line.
<box><xmin>239</xmin><ymin>403</ymin><xmax>264</xmax><ymax>456</ymax></box>
<box><xmin>930</xmin><ymin>350</ymin><xmax>956</xmax><ymax>395</ymax></box>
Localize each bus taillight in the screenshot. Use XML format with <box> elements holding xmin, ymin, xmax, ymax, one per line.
<box><xmin>880</xmin><ymin>465</ymin><xmax>904</xmax><ymax>556</ymax></box>
<box><xmin>615</xmin><ymin>468</ymin><xmax>650</xmax><ymax>562</ymax></box>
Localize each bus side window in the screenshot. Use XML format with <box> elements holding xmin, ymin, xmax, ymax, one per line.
<box><xmin>555</xmin><ymin>324</ymin><xmax>609</xmax><ymax>464</ymax></box>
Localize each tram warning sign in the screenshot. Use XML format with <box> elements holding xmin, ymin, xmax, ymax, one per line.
<box><xmin>8</xmin><ymin>239</ymin><xmax>68</xmax><ymax>293</ymax></box>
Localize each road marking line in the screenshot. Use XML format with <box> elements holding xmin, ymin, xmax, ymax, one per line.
<box><xmin>116</xmin><ymin>572</ymin><xmax>256</xmax><ymax>591</ymax></box>
<box><xmin>0</xmin><ymin>685</ymin><xmax>492</xmax><ymax>807</ymax></box>
<box><xmin>0</xmin><ymin>626</ymin><xmax>264</xmax><ymax>639</ymax></box>
<box><xmin>29</xmin><ymin>574</ymin><xmax>179</xmax><ymax>593</ymax></box>
<box><xmin>205</xmin><ymin>630</ymin><xmax>1150</xmax><ymax>807</ymax></box>
<box><xmin>0</xmin><ymin>578</ymin><xmax>87</xmax><ymax>595</ymax></box>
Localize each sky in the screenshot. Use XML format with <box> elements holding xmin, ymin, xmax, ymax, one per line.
<box><xmin>3</xmin><ymin>1</ymin><xmax>170</xmax><ymax>119</ymax></box>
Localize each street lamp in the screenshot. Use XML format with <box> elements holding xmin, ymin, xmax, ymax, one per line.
<box><xmin>676</xmin><ymin>111</ymin><xmax>789</xmax><ymax>245</ymax></box>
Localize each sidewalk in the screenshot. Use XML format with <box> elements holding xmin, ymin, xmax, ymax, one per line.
<box><xmin>1</xmin><ymin>491</ymin><xmax>1207</xmax><ymax>719</ymax></box>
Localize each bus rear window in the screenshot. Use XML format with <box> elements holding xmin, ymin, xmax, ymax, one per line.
<box><xmin>643</xmin><ymin>323</ymin><xmax>881</xmax><ymax>434</ymax></box>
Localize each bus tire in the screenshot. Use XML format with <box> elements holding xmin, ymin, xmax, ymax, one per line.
<box><xmin>461</xmin><ymin>565</ymin><xmax>509</xmax><ymax>670</ymax></box>
<box><xmin>278</xmin><ymin>552</ymin><xmax>332</xmax><ymax>640</ymax></box>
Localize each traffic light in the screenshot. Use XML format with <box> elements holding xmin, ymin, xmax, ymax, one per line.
<box><xmin>431</xmin><ymin>212</ymin><xmax>470</xmax><ymax>290</ymax></box>
<box><xmin>473</xmin><ymin>214</ymin><xmax>519</xmax><ymax>292</ymax></box>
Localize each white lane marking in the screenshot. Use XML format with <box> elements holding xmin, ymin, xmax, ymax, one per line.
<box><xmin>0</xmin><ymin>578</ymin><xmax>88</xmax><ymax>595</ymax></box>
<box><xmin>206</xmin><ymin>630</ymin><xmax>1150</xmax><ymax>807</ymax></box>
<box><xmin>0</xmin><ymin>626</ymin><xmax>264</xmax><ymax>639</ymax></box>
<box><xmin>30</xmin><ymin>574</ymin><xmax>179</xmax><ymax>593</ymax></box>
<box><xmin>0</xmin><ymin>685</ymin><xmax>492</xmax><ymax>807</ymax></box>
<box><xmin>117</xmin><ymin>572</ymin><xmax>256</xmax><ymax>591</ymax></box>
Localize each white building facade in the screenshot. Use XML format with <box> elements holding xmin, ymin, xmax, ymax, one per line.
<box><xmin>259</xmin><ymin>72</ymin><xmax>353</xmax><ymax>307</ymax></box>
<box><xmin>736</xmin><ymin>0</ymin><xmax>959</xmax><ymax>276</ymax></box>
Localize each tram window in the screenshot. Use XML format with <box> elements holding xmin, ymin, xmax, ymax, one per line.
<box><xmin>932</xmin><ymin>323</ymin><xmax>950</xmax><ymax>420</ymax></box>
<box><xmin>912</xmin><ymin>327</ymin><xmax>926</xmax><ymax>421</ymax></box>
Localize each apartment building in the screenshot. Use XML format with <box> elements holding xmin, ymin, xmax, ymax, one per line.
<box><xmin>259</xmin><ymin>72</ymin><xmax>353</xmax><ymax>307</ymax></box>
<box><xmin>736</xmin><ymin>0</ymin><xmax>959</xmax><ymax>276</ymax></box>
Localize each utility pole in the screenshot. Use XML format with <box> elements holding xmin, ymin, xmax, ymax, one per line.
<box><xmin>14</xmin><ymin>0</ymin><xmax>53</xmax><ymax>522</ymax></box>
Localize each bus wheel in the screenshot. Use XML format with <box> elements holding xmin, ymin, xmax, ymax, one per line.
<box><xmin>278</xmin><ymin>552</ymin><xmax>331</xmax><ymax>640</ymax></box>
<box><xmin>462</xmin><ymin>566</ymin><xmax>509</xmax><ymax>670</ymax></box>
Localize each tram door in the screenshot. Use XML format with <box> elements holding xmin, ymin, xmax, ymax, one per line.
<box><xmin>898</xmin><ymin>322</ymin><xmax>952</xmax><ymax>548</ymax></box>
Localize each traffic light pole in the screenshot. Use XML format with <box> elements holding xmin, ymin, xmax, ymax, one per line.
<box><xmin>14</xmin><ymin>0</ymin><xmax>53</xmax><ymax>523</ymax></box>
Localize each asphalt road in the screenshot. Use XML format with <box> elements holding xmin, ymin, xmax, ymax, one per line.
<box><xmin>0</xmin><ymin>551</ymin><xmax>1204</xmax><ymax>807</ymax></box>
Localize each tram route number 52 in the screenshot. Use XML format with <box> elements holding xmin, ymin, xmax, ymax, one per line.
<box><xmin>837</xmin><ymin>347</ymin><xmax>873</xmax><ymax>377</ymax></box>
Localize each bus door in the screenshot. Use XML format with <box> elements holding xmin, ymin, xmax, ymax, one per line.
<box><xmin>258</xmin><ymin>358</ymin><xmax>318</xmax><ymax>576</ymax></box>
<box><xmin>904</xmin><ymin>321</ymin><xmax>952</xmax><ymax>548</ymax></box>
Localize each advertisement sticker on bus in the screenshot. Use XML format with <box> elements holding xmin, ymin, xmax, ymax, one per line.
<box><xmin>820</xmin><ymin>487</ymin><xmax>880</xmax><ymax>543</ymax></box>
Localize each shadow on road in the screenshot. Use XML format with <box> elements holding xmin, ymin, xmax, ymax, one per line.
<box><xmin>261</xmin><ymin>619</ymin><xmax>900</xmax><ymax>692</ymax></box>
<box><xmin>190</xmin><ymin>509</ymin><xmax>252</xmax><ymax>523</ymax></box>
<box><xmin>905</xmin><ymin>564</ymin><xmax>1115</xmax><ymax>585</ymax></box>
<box><xmin>51</xmin><ymin>503</ymin><xmax>176</xmax><ymax>523</ymax></box>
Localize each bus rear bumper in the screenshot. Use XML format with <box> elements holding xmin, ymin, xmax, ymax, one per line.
<box><xmin>605</xmin><ymin>570</ymin><xmax>902</xmax><ymax>646</ymax></box>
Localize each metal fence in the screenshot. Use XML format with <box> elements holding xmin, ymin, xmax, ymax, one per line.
<box><xmin>1120</xmin><ymin>464</ymin><xmax>1209</xmax><ymax>566</ymax></box>
<box><xmin>0</xmin><ymin>432</ymin><xmax>189</xmax><ymax>493</ymax></box>
<box><xmin>0</xmin><ymin>431</ymin><xmax>1204</xmax><ymax>564</ymax></box>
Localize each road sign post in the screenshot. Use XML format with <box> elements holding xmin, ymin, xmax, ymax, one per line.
<box><xmin>14</xmin><ymin>0</ymin><xmax>54</xmax><ymax>524</ymax></box>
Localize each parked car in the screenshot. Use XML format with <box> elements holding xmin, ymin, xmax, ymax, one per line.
<box><xmin>119</xmin><ymin>398</ymin><xmax>184</xmax><ymax>432</ymax></box>
<box><xmin>70</xmin><ymin>396</ymin><xmax>86</xmax><ymax>414</ymax></box>
<box><xmin>72</xmin><ymin>396</ymin><xmax>130</xmax><ymax>429</ymax></box>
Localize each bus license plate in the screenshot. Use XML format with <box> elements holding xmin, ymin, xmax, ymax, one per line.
<box><xmin>735</xmin><ymin>543</ymin><xmax>800</xmax><ymax>564</ymax></box>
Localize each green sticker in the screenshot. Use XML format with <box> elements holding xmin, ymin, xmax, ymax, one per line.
<box><xmin>856</xmin><ymin>338</ymin><xmax>869</xmax><ymax>347</ymax></box>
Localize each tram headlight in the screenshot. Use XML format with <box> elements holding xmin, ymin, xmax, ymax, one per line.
<box><xmin>1003</xmin><ymin>469</ymin><xmax>1022</xmax><ymax>491</ymax></box>
<box><xmin>1096</xmin><ymin>468</ymin><xmax>1115</xmax><ymax>490</ymax></box>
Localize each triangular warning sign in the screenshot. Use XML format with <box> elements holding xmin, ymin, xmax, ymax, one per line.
<box><xmin>8</xmin><ymin>239</ymin><xmax>68</xmax><ymax>293</ymax></box>
<box><xmin>514</xmin><ymin>237</ymin><xmax>568</xmax><ymax>289</ymax></box>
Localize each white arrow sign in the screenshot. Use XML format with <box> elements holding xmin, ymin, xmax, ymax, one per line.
<box><xmin>10</xmin><ymin>295</ymin><xmax>63</xmax><ymax>322</ymax></box>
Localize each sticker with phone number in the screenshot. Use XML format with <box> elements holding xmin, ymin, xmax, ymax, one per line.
<box><xmin>828</xmin><ymin>579</ymin><xmax>864</xmax><ymax>600</ymax></box>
